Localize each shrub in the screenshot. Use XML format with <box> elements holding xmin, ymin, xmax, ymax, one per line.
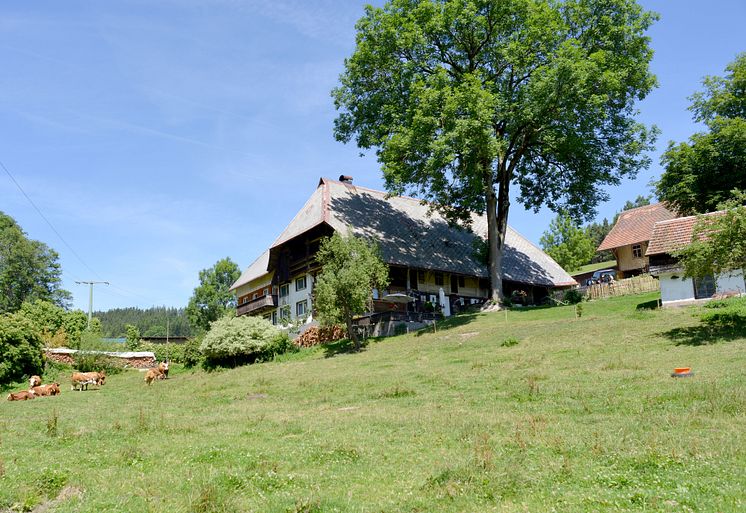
<box><xmin>500</xmin><ymin>337</ymin><xmax>519</xmax><ymax>347</ymax></box>
<box><xmin>700</xmin><ymin>296</ymin><xmax>746</xmax><ymax>330</ymax></box>
<box><xmin>563</xmin><ymin>288</ymin><xmax>585</xmax><ymax>304</ymax></box>
<box><xmin>73</xmin><ymin>352</ymin><xmax>122</xmax><ymax>375</ymax></box>
<box><xmin>137</xmin><ymin>342</ymin><xmax>187</xmax><ymax>364</ymax></box>
<box><xmin>0</xmin><ymin>312</ymin><xmax>44</xmax><ymax>386</ymax></box>
<box><xmin>200</xmin><ymin>315</ymin><xmax>292</xmax><ymax>368</ymax></box>
<box><xmin>182</xmin><ymin>336</ymin><xmax>203</xmax><ymax>368</ymax></box>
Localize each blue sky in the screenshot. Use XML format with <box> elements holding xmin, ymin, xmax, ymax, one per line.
<box><xmin>1</xmin><ymin>0</ymin><xmax>744</xmax><ymax>311</ymax></box>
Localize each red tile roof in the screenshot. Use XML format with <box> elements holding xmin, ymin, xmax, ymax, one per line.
<box><xmin>597</xmin><ymin>203</ymin><xmax>676</xmax><ymax>251</ymax></box>
<box><xmin>646</xmin><ymin>211</ymin><xmax>724</xmax><ymax>256</ymax></box>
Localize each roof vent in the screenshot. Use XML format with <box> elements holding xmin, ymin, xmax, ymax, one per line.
<box><xmin>339</xmin><ymin>175</ymin><xmax>353</xmax><ymax>184</ymax></box>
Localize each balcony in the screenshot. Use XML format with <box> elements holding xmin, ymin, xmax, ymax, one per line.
<box><xmin>237</xmin><ymin>294</ymin><xmax>278</xmax><ymax>316</ymax></box>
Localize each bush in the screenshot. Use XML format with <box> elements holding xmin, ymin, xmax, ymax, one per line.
<box><xmin>200</xmin><ymin>315</ymin><xmax>292</xmax><ymax>368</ymax></box>
<box><xmin>0</xmin><ymin>312</ymin><xmax>44</xmax><ymax>386</ymax></box>
<box><xmin>563</xmin><ymin>288</ymin><xmax>585</xmax><ymax>304</ymax></box>
<box><xmin>701</xmin><ymin>296</ymin><xmax>746</xmax><ymax>330</ymax></box>
<box><xmin>182</xmin><ymin>336</ymin><xmax>203</xmax><ymax>368</ymax></box>
<box><xmin>73</xmin><ymin>352</ymin><xmax>122</xmax><ymax>375</ymax></box>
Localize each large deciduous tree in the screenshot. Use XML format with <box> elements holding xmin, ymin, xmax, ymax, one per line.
<box><xmin>0</xmin><ymin>211</ymin><xmax>71</xmax><ymax>313</ymax></box>
<box><xmin>314</xmin><ymin>232</ymin><xmax>389</xmax><ymax>350</ymax></box>
<box><xmin>186</xmin><ymin>258</ymin><xmax>241</xmax><ymax>332</ymax></box>
<box><xmin>333</xmin><ymin>0</ymin><xmax>658</xmax><ymax>301</ymax></box>
<box><xmin>540</xmin><ymin>213</ymin><xmax>595</xmax><ymax>272</ymax></box>
<box><xmin>656</xmin><ymin>54</ymin><xmax>746</xmax><ymax>215</ymax></box>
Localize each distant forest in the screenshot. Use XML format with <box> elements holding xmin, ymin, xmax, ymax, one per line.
<box><xmin>94</xmin><ymin>306</ymin><xmax>193</xmax><ymax>338</ymax></box>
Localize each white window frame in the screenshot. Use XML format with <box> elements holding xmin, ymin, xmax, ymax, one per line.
<box><xmin>295</xmin><ymin>276</ymin><xmax>307</xmax><ymax>291</ymax></box>
<box><xmin>632</xmin><ymin>244</ymin><xmax>643</xmax><ymax>258</ymax></box>
<box><xmin>263</xmin><ymin>287</ymin><xmax>269</xmax><ymax>296</ymax></box>
<box><xmin>279</xmin><ymin>283</ymin><xmax>289</xmax><ymax>297</ymax></box>
<box><xmin>296</xmin><ymin>300</ymin><xmax>308</xmax><ymax>317</ymax></box>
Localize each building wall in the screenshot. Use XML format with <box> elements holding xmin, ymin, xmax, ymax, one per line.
<box><xmin>659</xmin><ymin>272</ymin><xmax>694</xmax><ymax>304</ymax></box>
<box><xmin>277</xmin><ymin>272</ymin><xmax>314</xmax><ymax>322</ymax></box>
<box><xmin>660</xmin><ymin>269</ymin><xmax>745</xmax><ymax>305</ymax></box>
<box><xmin>616</xmin><ymin>242</ymin><xmax>649</xmax><ymax>273</ymax></box>
<box><xmin>717</xmin><ymin>270</ymin><xmax>746</xmax><ymax>294</ymax></box>
<box><xmin>235</xmin><ymin>271</ymin><xmax>274</xmax><ymax>305</ymax></box>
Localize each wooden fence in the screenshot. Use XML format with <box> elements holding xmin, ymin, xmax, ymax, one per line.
<box><xmin>554</xmin><ymin>274</ymin><xmax>659</xmax><ymax>301</ymax></box>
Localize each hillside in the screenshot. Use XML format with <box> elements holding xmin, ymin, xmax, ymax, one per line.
<box><xmin>93</xmin><ymin>306</ymin><xmax>193</xmax><ymax>338</ymax></box>
<box><xmin>2</xmin><ymin>293</ymin><xmax>745</xmax><ymax>512</ymax></box>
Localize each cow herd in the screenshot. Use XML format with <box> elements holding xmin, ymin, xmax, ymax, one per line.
<box><xmin>6</xmin><ymin>360</ymin><xmax>170</xmax><ymax>401</ymax></box>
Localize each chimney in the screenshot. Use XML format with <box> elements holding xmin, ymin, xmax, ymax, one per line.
<box><xmin>339</xmin><ymin>175</ymin><xmax>353</xmax><ymax>184</ymax></box>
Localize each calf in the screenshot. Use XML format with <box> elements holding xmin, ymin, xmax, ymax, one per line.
<box><xmin>71</xmin><ymin>371</ymin><xmax>106</xmax><ymax>391</ymax></box>
<box><xmin>144</xmin><ymin>367</ymin><xmax>164</xmax><ymax>386</ymax></box>
<box><xmin>158</xmin><ymin>361</ymin><xmax>169</xmax><ymax>379</ymax></box>
<box><xmin>29</xmin><ymin>375</ymin><xmax>42</xmax><ymax>388</ymax></box>
<box><xmin>7</xmin><ymin>390</ymin><xmax>35</xmax><ymax>401</ymax></box>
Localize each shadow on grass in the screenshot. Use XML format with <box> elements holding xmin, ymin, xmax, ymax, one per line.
<box><xmin>414</xmin><ymin>312</ymin><xmax>480</xmax><ymax>337</ymax></box>
<box><xmin>660</xmin><ymin>322</ymin><xmax>746</xmax><ymax>346</ymax></box>
<box><xmin>323</xmin><ymin>338</ymin><xmax>371</xmax><ymax>358</ymax></box>
<box><xmin>636</xmin><ymin>299</ymin><xmax>660</xmax><ymax>310</ymax></box>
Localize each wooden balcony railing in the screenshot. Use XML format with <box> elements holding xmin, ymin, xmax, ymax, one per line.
<box><xmin>237</xmin><ymin>294</ymin><xmax>278</xmax><ymax>316</ymax></box>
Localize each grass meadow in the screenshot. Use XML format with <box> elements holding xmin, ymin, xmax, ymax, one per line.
<box><xmin>1</xmin><ymin>292</ymin><xmax>745</xmax><ymax>512</ymax></box>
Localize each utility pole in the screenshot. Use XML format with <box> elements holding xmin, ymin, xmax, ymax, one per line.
<box><xmin>75</xmin><ymin>281</ymin><xmax>109</xmax><ymax>329</ymax></box>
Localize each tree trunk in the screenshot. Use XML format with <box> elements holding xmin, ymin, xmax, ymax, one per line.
<box><xmin>487</xmin><ymin>162</ymin><xmax>511</xmax><ymax>303</ymax></box>
<box><xmin>345</xmin><ymin>308</ymin><xmax>359</xmax><ymax>351</ymax></box>
<box><xmin>486</xmin><ymin>188</ymin><xmax>502</xmax><ymax>303</ymax></box>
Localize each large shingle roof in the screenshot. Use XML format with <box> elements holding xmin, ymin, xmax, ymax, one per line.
<box><xmin>229</xmin><ymin>249</ymin><xmax>269</xmax><ymax>291</ymax></box>
<box><xmin>235</xmin><ymin>178</ymin><xmax>576</xmax><ymax>288</ymax></box>
<box><xmin>597</xmin><ymin>203</ymin><xmax>676</xmax><ymax>251</ymax></box>
<box><xmin>646</xmin><ymin>211</ymin><xmax>724</xmax><ymax>256</ymax></box>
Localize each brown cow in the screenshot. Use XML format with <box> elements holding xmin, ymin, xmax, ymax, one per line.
<box><xmin>158</xmin><ymin>361</ymin><xmax>169</xmax><ymax>379</ymax></box>
<box><xmin>29</xmin><ymin>375</ymin><xmax>42</xmax><ymax>388</ymax></box>
<box><xmin>71</xmin><ymin>371</ymin><xmax>106</xmax><ymax>391</ymax></box>
<box><xmin>144</xmin><ymin>367</ymin><xmax>164</xmax><ymax>385</ymax></box>
<box><xmin>7</xmin><ymin>390</ymin><xmax>35</xmax><ymax>401</ymax></box>
<box><xmin>32</xmin><ymin>383</ymin><xmax>61</xmax><ymax>397</ymax></box>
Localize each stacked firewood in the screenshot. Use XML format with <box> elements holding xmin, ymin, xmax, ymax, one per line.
<box><xmin>294</xmin><ymin>325</ymin><xmax>347</xmax><ymax>348</ymax></box>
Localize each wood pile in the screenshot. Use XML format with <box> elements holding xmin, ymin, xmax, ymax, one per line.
<box><xmin>294</xmin><ymin>325</ymin><xmax>347</xmax><ymax>348</ymax></box>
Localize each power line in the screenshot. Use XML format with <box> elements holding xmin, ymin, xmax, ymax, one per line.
<box><xmin>0</xmin><ymin>158</ymin><xmax>103</xmax><ymax>280</ymax></box>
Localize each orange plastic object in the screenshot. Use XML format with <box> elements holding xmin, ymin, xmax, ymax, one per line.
<box><xmin>674</xmin><ymin>367</ymin><xmax>691</xmax><ymax>374</ymax></box>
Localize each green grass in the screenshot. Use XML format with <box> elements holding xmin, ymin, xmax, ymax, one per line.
<box><xmin>2</xmin><ymin>292</ymin><xmax>745</xmax><ymax>512</ymax></box>
<box><xmin>573</xmin><ymin>260</ymin><xmax>617</xmax><ymax>275</ymax></box>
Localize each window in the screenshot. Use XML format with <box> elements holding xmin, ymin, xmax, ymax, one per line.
<box><xmin>279</xmin><ymin>284</ymin><xmax>289</xmax><ymax>297</ymax></box>
<box><xmin>241</xmin><ymin>297</ymin><xmax>248</xmax><ymax>305</ymax></box>
<box><xmin>458</xmin><ymin>276</ymin><xmax>465</xmax><ymax>287</ymax></box>
<box><xmin>434</xmin><ymin>273</ymin><xmax>444</xmax><ymax>286</ymax></box>
<box><xmin>632</xmin><ymin>244</ymin><xmax>643</xmax><ymax>258</ymax></box>
<box><xmin>694</xmin><ymin>275</ymin><xmax>716</xmax><ymax>299</ymax></box>
<box><xmin>296</xmin><ymin>300</ymin><xmax>308</xmax><ymax>317</ymax></box>
<box><xmin>252</xmin><ymin>293</ymin><xmax>258</xmax><ymax>300</ymax></box>
<box><xmin>295</xmin><ymin>276</ymin><xmax>307</xmax><ymax>291</ymax></box>
<box><xmin>263</xmin><ymin>288</ymin><xmax>269</xmax><ymax>296</ymax></box>
<box><xmin>280</xmin><ymin>306</ymin><xmax>290</xmax><ymax>321</ymax></box>
<box><xmin>271</xmin><ymin>311</ymin><xmax>277</xmax><ymax>325</ymax></box>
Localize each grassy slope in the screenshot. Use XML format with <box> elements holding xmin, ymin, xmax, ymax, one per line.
<box><xmin>1</xmin><ymin>293</ymin><xmax>745</xmax><ymax>513</ymax></box>
<box><xmin>573</xmin><ymin>260</ymin><xmax>617</xmax><ymax>274</ymax></box>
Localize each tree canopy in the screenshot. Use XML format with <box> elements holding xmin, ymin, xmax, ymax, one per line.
<box><xmin>314</xmin><ymin>232</ymin><xmax>389</xmax><ymax>350</ymax></box>
<box><xmin>675</xmin><ymin>193</ymin><xmax>746</xmax><ymax>279</ymax></box>
<box><xmin>186</xmin><ymin>257</ymin><xmax>241</xmax><ymax>332</ymax></box>
<box><xmin>334</xmin><ymin>0</ymin><xmax>657</xmax><ymax>300</ymax></box>
<box><xmin>656</xmin><ymin>54</ymin><xmax>746</xmax><ymax>215</ymax></box>
<box><xmin>0</xmin><ymin>211</ymin><xmax>71</xmax><ymax>313</ymax></box>
<box><xmin>540</xmin><ymin>213</ymin><xmax>595</xmax><ymax>272</ymax></box>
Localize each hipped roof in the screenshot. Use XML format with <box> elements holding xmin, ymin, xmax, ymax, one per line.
<box><xmin>231</xmin><ymin>178</ymin><xmax>576</xmax><ymax>290</ymax></box>
<box><xmin>597</xmin><ymin>203</ymin><xmax>676</xmax><ymax>251</ymax></box>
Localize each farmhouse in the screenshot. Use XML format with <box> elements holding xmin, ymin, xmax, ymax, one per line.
<box><xmin>647</xmin><ymin>212</ymin><xmax>745</xmax><ymax>306</ymax></box>
<box><xmin>597</xmin><ymin>203</ymin><xmax>676</xmax><ymax>278</ymax></box>
<box><xmin>230</xmin><ymin>177</ymin><xmax>576</xmax><ymax>323</ymax></box>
